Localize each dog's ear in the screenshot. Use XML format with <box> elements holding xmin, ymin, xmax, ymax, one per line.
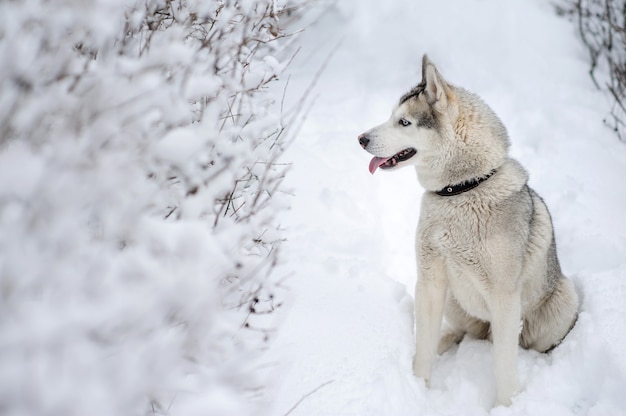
<box><xmin>421</xmin><ymin>55</ymin><xmax>449</xmax><ymax>112</ymax></box>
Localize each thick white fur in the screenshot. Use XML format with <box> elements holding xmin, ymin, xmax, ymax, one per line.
<box><xmin>359</xmin><ymin>55</ymin><xmax>579</xmax><ymax>407</ymax></box>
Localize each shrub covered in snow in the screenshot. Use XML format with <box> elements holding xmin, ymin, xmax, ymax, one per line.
<box><xmin>0</xmin><ymin>0</ymin><xmax>310</xmax><ymax>414</ymax></box>
<box><xmin>558</xmin><ymin>0</ymin><xmax>626</xmax><ymax>141</ymax></box>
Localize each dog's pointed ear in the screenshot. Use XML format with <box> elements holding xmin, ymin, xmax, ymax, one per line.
<box><xmin>421</xmin><ymin>54</ymin><xmax>449</xmax><ymax>111</ymax></box>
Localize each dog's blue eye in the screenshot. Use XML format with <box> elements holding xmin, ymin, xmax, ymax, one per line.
<box><xmin>399</xmin><ymin>118</ymin><xmax>411</xmax><ymax>127</ymax></box>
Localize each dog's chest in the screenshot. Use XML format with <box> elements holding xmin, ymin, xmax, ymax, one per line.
<box><xmin>445</xmin><ymin>257</ymin><xmax>492</xmax><ymax>321</ymax></box>
<box><xmin>430</xmin><ymin>206</ymin><xmax>487</xmax><ymax>262</ymax></box>
<box><xmin>424</xmin><ymin>204</ymin><xmax>493</xmax><ymax>320</ymax></box>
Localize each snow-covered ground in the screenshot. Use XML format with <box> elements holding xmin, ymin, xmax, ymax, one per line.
<box><xmin>267</xmin><ymin>0</ymin><xmax>626</xmax><ymax>415</ymax></box>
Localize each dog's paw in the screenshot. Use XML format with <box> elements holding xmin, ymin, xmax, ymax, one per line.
<box><xmin>493</xmin><ymin>397</ymin><xmax>512</xmax><ymax>408</ymax></box>
<box><xmin>437</xmin><ymin>330</ymin><xmax>463</xmax><ymax>354</ymax></box>
<box><xmin>493</xmin><ymin>383</ymin><xmax>519</xmax><ymax>408</ymax></box>
<box><xmin>412</xmin><ymin>358</ymin><xmax>431</xmax><ymax>387</ymax></box>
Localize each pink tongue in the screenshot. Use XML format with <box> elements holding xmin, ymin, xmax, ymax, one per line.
<box><xmin>368</xmin><ymin>156</ymin><xmax>390</xmax><ymax>175</ymax></box>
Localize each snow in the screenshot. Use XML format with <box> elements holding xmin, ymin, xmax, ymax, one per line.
<box><xmin>267</xmin><ymin>0</ymin><xmax>626</xmax><ymax>415</ymax></box>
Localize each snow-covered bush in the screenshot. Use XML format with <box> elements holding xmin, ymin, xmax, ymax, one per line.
<box><xmin>558</xmin><ymin>0</ymin><xmax>626</xmax><ymax>141</ymax></box>
<box><xmin>0</xmin><ymin>0</ymin><xmax>310</xmax><ymax>414</ymax></box>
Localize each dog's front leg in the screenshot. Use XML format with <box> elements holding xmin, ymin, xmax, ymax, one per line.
<box><xmin>489</xmin><ymin>293</ymin><xmax>521</xmax><ymax>407</ymax></box>
<box><xmin>413</xmin><ymin>256</ymin><xmax>447</xmax><ymax>386</ymax></box>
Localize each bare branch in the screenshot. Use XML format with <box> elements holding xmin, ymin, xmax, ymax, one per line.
<box><xmin>283</xmin><ymin>380</ymin><xmax>335</xmax><ymax>416</ymax></box>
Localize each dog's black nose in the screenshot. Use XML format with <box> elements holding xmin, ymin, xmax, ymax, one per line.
<box><xmin>358</xmin><ymin>134</ymin><xmax>369</xmax><ymax>149</ymax></box>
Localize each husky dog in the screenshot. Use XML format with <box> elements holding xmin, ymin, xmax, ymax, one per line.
<box><xmin>357</xmin><ymin>55</ymin><xmax>578</xmax><ymax>406</ymax></box>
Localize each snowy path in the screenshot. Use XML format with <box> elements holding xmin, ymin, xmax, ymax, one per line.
<box><xmin>267</xmin><ymin>1</ymin><xmax>626</xmax><ymax>415</ymax></box>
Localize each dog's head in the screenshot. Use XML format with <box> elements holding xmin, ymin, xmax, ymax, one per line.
<box><xmin>358</xmin><ymin>55</ymin><xmax>509</xmax><ymax>190</ymax></box>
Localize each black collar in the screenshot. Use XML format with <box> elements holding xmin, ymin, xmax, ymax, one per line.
<box><xmin>435</xmin><ymin>170</ymin><xmax>497</xmax><ymax>197</ymax></box>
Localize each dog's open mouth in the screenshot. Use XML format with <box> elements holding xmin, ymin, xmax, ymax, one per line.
<box><xmin>368</xmin><ymin>148</ymin><xmax>417</xmax><ymax>174</ymax></box>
